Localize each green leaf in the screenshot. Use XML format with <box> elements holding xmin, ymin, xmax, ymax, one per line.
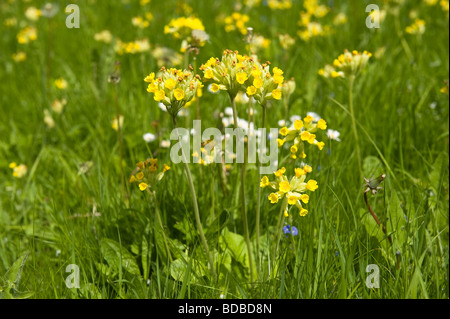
<box><xmin>387</xmin><ymin>190</ymin><xmax>407</xmax><ymax>248</ymax></box>
<box><xmin>363</xmin><ymin>156</ymin><xmax>384</xmax><ymax>180</ymax></box>
<box><xmin>220</xmin><ymin>228</ymin><xmax>249</xmax><ymax>268</ymax></box>
<box><xmin>6</xmin><ymin>251</ymin><xmax>29</xmax><ymax>287</ymax></box>
<box><xmin>100</xmin><ymin>238</ymin><xmax>141</xmax><ymax>276</ymax></box>
<box><xmin>169</xmin><ymin>258</ymin><xmax>205</xmax><ymax>284</ymax></box>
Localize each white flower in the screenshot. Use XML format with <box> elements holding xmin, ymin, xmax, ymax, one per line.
<box><xmin>143</xmin><ymin>133</ymin><xmax>156</xmax><ymax>143</ymax></box>
<box><xmin>326</xmin><ymin>129</ymin><xmax>341</xmax><ymax>141</ymax></box>
<box><xmin>160</xmin><ymin>140</ymin><xmax>171</xmax><ymax>148</ymax></box>
<box><xmin>224</xmin><ymin>107</ymin><xmax>233</xmax><ymax>116</ymax></box>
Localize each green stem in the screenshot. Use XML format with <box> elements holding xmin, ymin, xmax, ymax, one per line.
<box><xmin>151</xmin><ymin>190</ymin><xmax>172</xmax><ymax>262</ymax></box>
<box><xmin>255</xmin><ymin>104</ymin><xmax>266</xmax><ymax>281</ymax></box>
<box><xmin>231</xmin><ymin>95</ymin><xmax>254</xmax><ymax>283</ymax></box>
<box><xmin>348</xmin><ymin>76</ymin><xmax>362</xmax><ymax>179</ymax></box>
<box><xmin>273</xmin><ymin>204</ymin><xmax>286</xmax><ymax>274</ymax></box>
<box><xmin>113</xmin><ymin>85</ymin><xmax>128</xmax><ymax>206</ymax></box>
<box><xmin>172</xmin><ymin>116</ymin><xmax>217</xmax><ymax>282</ymax></box>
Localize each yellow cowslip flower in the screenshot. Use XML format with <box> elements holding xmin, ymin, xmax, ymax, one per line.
<box><xmin>279</xmin><ymin>181</ymin><xmax>291</xmax><ymax>193</ymax></box>
<box><xmin>10</xmin><ymin>163</ymin><xmax>28</xmax><ymax>178</ymax></box>
<box><xmin>164</xmin><ymin>78</ymin><xmax>176</xmax><ymax>90</ymax></box>
<box><xmin>274</xmin><ymin>167</ymin><xmax>286</xmax><ymax>177</ymax></box>
<box><xmin>253</xmin><ymin>77</ymin><xmax>263</xmax><ymax>88</ymax></box>
<box><xmin>306</xmin><ymin>179</ymin><xmax>318</xmax><ymax>191</ymax></box>
<box><xmin>277</xmin><ymin>138</ymin><xmax>285</xmax><ymax>147</ymax></box>
<box><xmin>154</xmin><ymin>89</ymin><xmax>165</xmax><ymax>101</ymax></box>
<box><xmin>163</xmin><ymin>164</ymin><xmax>170</xmax><ymax>172</ymax></box>
<box><xmin>132</xmin><ymin>16</ymin><xmax>150</xmax><ymax>29</ymax></box>
<box><xmin>246</xmin><ymin>86</ymin><xmax>257</xmax><ymax>96</ymax></box>
<box><xmin>279</xmin><ymin>114</ymin><xmax>326</xmax><ymax>158</ymax></box>
<box><xmin>271</xmin><ymin>89</ymin><xmax>282</xmax><ymax>100</ymax></box>
<box><xmin>236</xmin><ymin>72</ymin><xmax>248</xmax><ymax>84</ymax></box>
<box><xmin>268</xmin><ymin>193</ymin><xmax>279</xmax><ymax>204</ymax></box>
<box><xmin>317</xmin><ymin>119</ymin><xmax>327</xmax><ymax>130</ymax></box>
<box><xmin>261</xmin><ymin>168</ymin><xmax>318</xmax><ymax>217</ymax></box>
<box><xmin>17</xmin><ymin>26</ymin><xmax>37</xmax><ymax>44</ymax></box>
<box><xmin>144</xmin><ymin>72</ymin><xmax>155</xmax><ymax>83</ymax></box>
<box><xmin>319</xmin><ymin>49</ymin><xmax>372</xmax><ymax>79</ymax></box>
<box><xmin>405</xmin><ymin>18</ymin><xmax>426</xmax><ymax>35</ymax></box>
<box><xmin>136</xmin><ymin>172</ymin><xmax>144</xmax><ymax>180</ymax></box>
<box><xmin>260</xmin><ymin>176</ymin><xmax>270</xmax><ymax>187</ymax></box>
<box><xmin>294</xmin><ymin>120</ymin><xmax>304</xmax><ymax>130</ymax></box>
<box><xmin>145</xmin><ymin>67</ymin><xmax>201</xmax><ymax>116</ymax></box>
<box><xmin>164</xmin><ymin>16</ymin><xmax>205</xmax><ymax>40</ymax></box>
<box><xmin>295</xmin><ymin>168</ymin><xmax>305</xmax><ymax>177</ymax></box>
<box><xmin>12</xmin><ymin>51</ymin><xmax>26</xmax><ymax>62</ymax></box>
<box><xmin>54</xmin><ymin>78</ymin><xmax>68</xmax><ymax>90</ymax></box>
<box><xmin>139</xmin><ymin>182</ymin><xmax>148</xmax><ymax>191</ymax></box>
<box><xmin>174</xmin><ymin>88</ymin><xmax>185</xmax><ymax>101</ymax></box>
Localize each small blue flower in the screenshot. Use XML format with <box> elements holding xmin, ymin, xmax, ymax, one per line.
<box><xmin>283</xmin><ymin>225</ymin><xmax>298</xmax><ymax>236</ymax></box>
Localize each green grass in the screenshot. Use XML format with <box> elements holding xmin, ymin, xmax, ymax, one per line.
<box><xmin>0</xmin><ymin>0</ymin><xmax>448</xmax><ymax>299</ymax></box>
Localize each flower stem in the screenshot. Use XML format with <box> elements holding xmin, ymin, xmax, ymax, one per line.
<box><xmin>150</xmin><ymin>190</ymin><xmax>172</xmax><ymax>262</ymax></box>
<box><xmin>348</xmin><ymin>76</ymin><xmax>362</xmax><ymax>179</ymax></box>
<box><xmin>172</xmin><ymin>116</ymin><xmax>217</xmax><ymax>282</ymax></box>
<box><xmin>231</xmin><ymin>95</ymin><xmax>254</xmax><ymax>283</ymax></box>
<box><xmin>255</xmin><ymin>105</ymin><xmax>266</xmax><ymax>281</ymax></box>
<box><xmin>113</xmin><ymin>84</ymin><xmax>129</xmax><ymax>206</ymax></box>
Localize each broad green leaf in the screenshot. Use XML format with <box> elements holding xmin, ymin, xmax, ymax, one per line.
<box><xmin>363</xmin><ymin>156</ymin><xmax>384</xmax><ymax>180</ymax></box>
<box><xmin>220</xmin><ymin>228</ymin><xmax>249</xmax><ymax>268</ymax></box>
<box><xmin>100</xmin><ymin>238</ymin><xmax>141</xmax><ymax>276</ymax></box>
<box><xmin>7</xmin><ymin>251</ymin><xmax>29</xmax><ymax>286</ymax></box>
<box><xmin>387</xmin><ymin>190</ymin><xmax>407</xmax><ymax>247</ymax></box>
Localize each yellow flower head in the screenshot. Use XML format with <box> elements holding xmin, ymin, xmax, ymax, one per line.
<box><xmin>279</xmin><ymin>181</ymin><xmax>291</xmax><ymax>193</ymax></box>
<box><xmin>306</xmin><ymin>179</ymin><xmax>318</xmax><ymax>191</ymax></box>
<box><xmin>260</xmin><ymin>176</ymin><xmax>270</xmax><ymax>188</ymax></box>
<box><xmin>268</xmin><ymin>192</ymin><xmax>279</xmax><ymax>204</ymax></box>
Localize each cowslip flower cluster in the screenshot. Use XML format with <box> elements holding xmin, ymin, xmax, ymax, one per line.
<box><xmin>129</xmin><ymin>158</ymin><xmax>170</xmax><ymax>192</ymax></box>
<box><xmin>9</xmin><ymin>162</ymin><xmax>28</xmax><ymax>178</ymax></box>
<box><xmin>224</xmin><ymin>12</ymin><xmax>250</xmax><ymax>35</ymax></box>
<box><xmin>319</xmin><ymin>50</ymin><xmax>372</xmax><ymax>79</ymax></box>
<box><xmin>201</xmin><ymin>50</ymin><xmax>285</xmax><ymax>103</ymax></box>
<box><xmin>244</xmin><ymin>61</ymin><xmax>284</xmax><ymax>105</ymax></box>
<box><xmin>278</xmin><ymin>115</ymin><xmax>327</xmax><ymax>159</ymax></box>
<box><xmin>268</xmin><ymin>0</ymin><xmax>293</xmax><ymax>10</ymax></box>
<box><xmin>145</xmin><ymin>67</ymin><xmax>203</xmax><ymax>117</ymax></box>
<box><xmin>405</xmin><ymin>18</ymin><xmax>426</xmax><ymax>35</ymax></box>
<box><xmin>17</xmin><ymin>26</ymin><xmax>37</xmax><ymax>44</ymax></box>
<box><xmin>298</xmin><ymin>0</ymin><xmax>331</xmax><ymax>41</ymax></box>
<box><xmin>200</xmin><ymin>50</ymin><xmax>255</xmax><ymax>98</ymax></box>
<box><xmin>164</xmin><ymin>16</ymin><xmax>205</xmax><ymax>40</ymax></box>
<box><xmin>115</xmin><ymin>39</ymin><xmax>150</xmax><ymax>55</ymax></box>
<box><xmin>260</xmin><ymin>166</ymin><xmax>318</xmax><ymax>217</ymax></box>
